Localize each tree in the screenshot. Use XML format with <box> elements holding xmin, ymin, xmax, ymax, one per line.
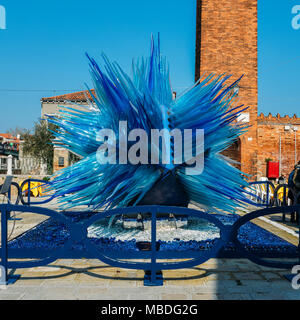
<box><xmin>22</xmin><ymin>120</ymin><xmax>56</xmax><ymax>174</ymax></box>
<box><xmin>6</xmin><ymin>126</ymin><xmax>30</xmax><ymax>139</ymax></box>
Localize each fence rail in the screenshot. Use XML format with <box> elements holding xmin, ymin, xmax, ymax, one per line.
<box><xmin>17</xmin><ymin>179</ymin><xmax>300</xmax><ymax>208</ymax></box>
<box><xmin>1</xmin><ymin>204</ymin><xmax>299</xmax><ymax>286</ymax></box>
<box><xmin>19</xmin><ymin>178</ymin><xmax>54</xmax><ymax>205</ymax></box>
<box><xmin>248</xmin><ymin>181</ymin><xmax>276</xmax><ymax>207</ymax></box>
<box><xmin>249</xmin><ymin>181</ymin><xmax>300</xmax><ymax>222</ymax></box>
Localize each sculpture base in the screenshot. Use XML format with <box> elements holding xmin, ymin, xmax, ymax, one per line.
<box><xmin>136</xmin><ymin>173</ymin><xmax>189</xmax><ymax>207</ymax></box>
<box><xmin>127</xmin><ymin>173</ymin><xmax>189</xmax><ymax>219</ymax></box>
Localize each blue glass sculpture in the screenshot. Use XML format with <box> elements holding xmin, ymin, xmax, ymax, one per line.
<box><xmin>46</xmin><ymin>35</ymin><xmax>250</xmax><ymax>213</ymax></box>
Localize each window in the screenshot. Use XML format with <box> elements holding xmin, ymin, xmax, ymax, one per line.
<box><xmin>58</xmin><ymin>157</ymin><xmax>65</xmax><ymax>167</ymax></box>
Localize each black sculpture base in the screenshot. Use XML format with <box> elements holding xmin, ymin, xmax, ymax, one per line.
<box><xmin>127</xmin><ymin>173</ymin><xmax>189</xmax><ymax>219</ymax></box>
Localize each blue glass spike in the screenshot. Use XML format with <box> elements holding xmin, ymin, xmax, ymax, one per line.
<box><xmin>47</xmin><ymin>35</ymin><xmax>251</xmax><ymax>213</ymax></box>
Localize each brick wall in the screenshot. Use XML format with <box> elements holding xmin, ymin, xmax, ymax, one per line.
<box><xmin>196</xmin><ymin>0</ymin><xmax>258</xmax><ymax>178</ymax></box>
<box><xmin>257</xmin><ymin>114</ymin><xmax>300</xmax><ymax>179</ymax></box>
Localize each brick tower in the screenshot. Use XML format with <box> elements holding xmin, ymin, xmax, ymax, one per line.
<box><xmin>195</xmin><ymin>0</ymin><xmax>258</xmax><ymax>178</ymax></box>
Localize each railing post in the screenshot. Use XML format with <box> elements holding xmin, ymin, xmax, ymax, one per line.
<box><xmin>7</xmin><ymin>184</ymin><xmax>11</xmax><ymax>203</ymax></box>
<box><xmin>0</xmin><ymin>205</ymin><xmax>20</xmax><ymax>285</ymax></box>
<box><xmin>151</xmin><ymin>208</ymin><xmax>157</xmax><ymax>284</ymax></box>
<box><xmin>27</xmin><ymin>179</ymin><xmax>30</xmax><ymax>206</ymax></box>
<box><xmin>144</xmin><ymin>207</ymin><xmax>163</xmax><ymax>286</ymax></box>
<box><xmin>7</xmin><ymin>185</ymin><xmax>12</xmax><ymax>219</ymax></box>
<box><xmin>298</xmin><ymin>207</ymin><xmax>300</xmax><ymax>265</ymax></box>
<box><xmin>0</xmin><ymin>206</ymin><xmax>8</xmax><ymax>285</ymax></box>
<box><xmin>266</xmin><ymin>183</ymin><xmax>270</xmax><ymax>208</ymax></box>
<box><xmin>282</xmin><ymin>186</ymin><xmax>286</xmax><ymax>222</ymax></box>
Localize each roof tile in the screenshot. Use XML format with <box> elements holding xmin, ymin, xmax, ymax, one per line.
<box><xmin>41</xmin><ymin>89</ymin><xmax>96</xmax><ymax>102</ymax></box>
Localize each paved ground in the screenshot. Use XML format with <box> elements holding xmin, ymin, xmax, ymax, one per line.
<box><xmin>0</xmin><ymin>198</ymin><xmax>299</xmax><ymax>300</ymax></box>
<box><xmin>0</xmin><ymin>258</ymin><xmax>299</xmax><ymax>300</ymax></box>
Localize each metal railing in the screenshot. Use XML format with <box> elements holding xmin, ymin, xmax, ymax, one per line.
<box><xmin>19</xmin><ymin>178</ymin><xmax>54</xmax><ymax>206</ymax></box>
<box><xmin>249</xmin><ymin>181</ymin><xmax>300</xmax><ymax>222</ymax></box>
<box><xmin>0</xmin><ymin>180</ymin><xmax>20</xmax><ymax>206</ymax></box>
<box><xmin>19</xmin><ymin>179</ymin><xmax>299</xmax><ymax>211</ymax></box>
<box><xmin>1</xmin><ymin>204</ymin><xmax>299</xmax><ymax>286</ymax></box>
<box><xmin>248</xmin><ymin>181</ymin><xmax>276</xmax><ymax>207</ymax></box>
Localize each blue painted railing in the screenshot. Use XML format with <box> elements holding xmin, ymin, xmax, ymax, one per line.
<box><xmin>1</xmin><ymin>204</ymin><xmax>299</xmax><ymax>286</ymax></box>
<box><xmin>16</xmin><ymin>179</ymin><xmax>300</xmax><ymax>208</ymax></box>
<box><xmin>249</xmin><ymin>181</ymin><xmax>300</xmax><ymax>222</ymax></box>
<box><xmin>0</xmin><ymin>181</ymin><xmax>21</xmax><ymax>205</ymax></box>
<box><xmin>248</xmin><ymin>181</ymin><xmax>276</xmax><ymax>207</ymax></box>
<box><xmin>17</xmin><ymin>179</ymin><xmax>283</xmax><ymax>207</ymax></box>
<box><xmin>19</xmin><ymin>179</ymin><xmax>300</xmax><ymax>211</ymax></box>
<box><xmin>19</xmin><ymin>178</ymin><xmax>54</xmax><ymax>206</ymax></box>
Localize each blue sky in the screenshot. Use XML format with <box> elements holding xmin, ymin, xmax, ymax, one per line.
<box><xmin>258</xmin><ymin>1</ymin><xmax>300</xmax><ymax>118</ymax></box>
<box><xmin>0</xmin><ymin>0</ymin><xmax>299</xmax><ymax>132</ymax></box>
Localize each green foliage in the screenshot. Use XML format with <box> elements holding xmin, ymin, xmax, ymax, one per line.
<box><xmin>69</xmin><ymin>151</ymin><xmax>82</xmax><ymax>165</ymax></box>
<box><xmin>22</xmin><ymin>120</ymin><xmax>56</xmax><ymax>174</ymax></box>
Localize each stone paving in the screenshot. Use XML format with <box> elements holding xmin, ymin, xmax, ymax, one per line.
<box><xmin>0</xmin><ymin>258</ymin><xmax>299</xmax><ymax>300</ymax></box>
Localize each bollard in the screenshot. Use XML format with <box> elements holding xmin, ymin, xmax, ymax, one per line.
<box><xmin>7</xmin><ymin>155</ymin><xmax>13</xmax><ymax>175</ymax></box>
